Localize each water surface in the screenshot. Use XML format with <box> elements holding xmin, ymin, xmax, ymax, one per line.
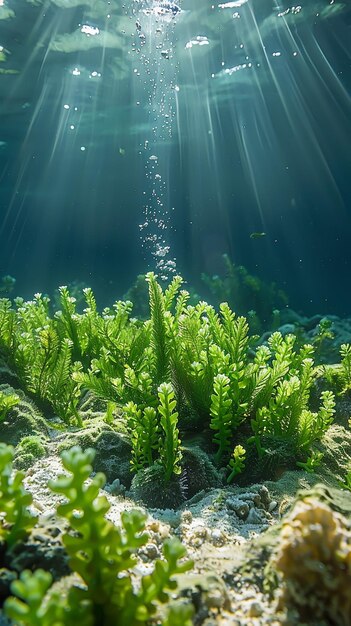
<box><xmin>0</xmin><ymin>0</ymin><xmax>350</xmax><ymax>313</ymax></box>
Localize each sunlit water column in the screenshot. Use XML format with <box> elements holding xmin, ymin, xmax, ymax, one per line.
<box><xmin>130</xmin><ymin>0</ymin><xmax>181</xmax><ymax>281</ymax></box>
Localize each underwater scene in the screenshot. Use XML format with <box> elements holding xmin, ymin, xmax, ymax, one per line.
<box><xmin>0</xmin><ymin>0</ymin><xmax>351</xmax><ymax>624</ymax></box>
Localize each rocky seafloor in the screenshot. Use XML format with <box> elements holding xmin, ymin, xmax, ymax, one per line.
<box><xmin>1</xmin><ymin>383</ymin><xmax>351</xmax><ymax>626</ymax></box>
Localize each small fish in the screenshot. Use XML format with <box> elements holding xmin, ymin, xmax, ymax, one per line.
<box><xmin>250</xmin><ymin>232</ymin><xmax>266</xmax><ymax>239</ymax></box>
<box><xmin>119</xmin><ymin>147</ymin><xmax>125</xmax><ymax>156</ymax></box>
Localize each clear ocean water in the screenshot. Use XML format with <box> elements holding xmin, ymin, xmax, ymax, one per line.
<box><xmin>0</xmin><ymin>0</ymin><xmax>350</xmax><ymax>315</ymax></box>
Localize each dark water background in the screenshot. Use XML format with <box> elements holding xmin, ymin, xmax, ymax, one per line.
<box><xmin>0</xmin><ymin>0</ymin><xmax>350</xmax><ymax>315</ymax></box>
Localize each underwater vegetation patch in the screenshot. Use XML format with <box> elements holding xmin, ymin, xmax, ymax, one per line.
<box><xmin>1</xmin><ymin>273</ymin><xmax>351</xmax><ymax>623</ymax></box>
<box><xmin>0</xmin><ymin>271</ymin><xmax>349</xmax><ymax>504</ymax></box>
<box><xmin>201</xmin><ymin>254</ymin><xmax>288</xmax><ymax>332</ymax></box>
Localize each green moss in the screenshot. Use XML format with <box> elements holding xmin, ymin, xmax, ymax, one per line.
<box><xmin>14</xmin><ymin>436</ymin><xmax>47</xmax><ymax>470</ymax></box>
<box><xmin>56</xmin><ymin>419</ymin><xmax>115</xmax><ymax>453</ymax></box>
<box><xmin>0</xmin><ymin>387</ymin><xmax>49</xmax><ymax>447</ymax></box>
<box><xmin>180</xmin><ymin>446</ymin><xmax>222</xmax><ymax>498</ymax></box>
<box><xmin>130</xmin><ymin>444</ymin><xmax>223</xmax><ymax>509</ymax></box>
<box><xmin>130</xmin><ymin>464</ymin><xmax>187</xmax><ymax>509</ymax></box>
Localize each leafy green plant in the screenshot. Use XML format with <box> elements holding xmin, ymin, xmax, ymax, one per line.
<box><xmin>125</xmin><ymin>401</ymin><xmax>159</xmax><ymax>472</ymax></box>
<box><xmin>0</xmin><ymin>274</ymin><xmax>16</xmax><ymax>296</ymax></box>
<box><xmin>311</xmin><ymin>317</ymin><xmax>334</xmax><ymax>355</ymax></box>
<box><xmin>250</xmin><ymin>366</ymin><xmax>335</xmax><ymax>461</ymax></box>
<box><xmin>0</xmin><ymin>443</ymin><xmax>37</xmax><ymax>549</ymax></box>
<box><xmin>146</xmin><ymin>272</ymin><xmax>169</xmax><ymax>386</ymax></box>
<box><xmin>339</xmin><ymin>343</ymin><xmax>351</xmax><ymax>393</ymax></box>
<box><xmin>4</xmin><ymin>447</ymin><xmax>193</xmax><ymax>626</ymax></box>
<box><xmin>125</xmin><ymin>383</ymin><xmax>181</xmax><ymax>483</ymax></box>
<box><xmin>49</xmin><ymin>446</ymin><xmax>192</xmax><ymax>625</ymax></box>
<box><xmin>72</xmin><ymin>304</ymin><xmax>153</xmax><ymax>408</ymax></box>
<box><xmin>158</xmin><ymin>382</ymin><xmax>182</xmax><ymax>481</ymax></box>
<box><xmin>296</xmin><ymin>450</ymin><xmax>324</xmax><ymax>473</ymax></box>
<box><xmin>146</xmin><ymin>273</ymin><xmax>183</xmax><ymax>386</ymax></box>
<box><xmin>0</xmin><ymin>298</ymin><xmax>15</xmax><ymax>352</ymax></box>
<box><xmin>163</xmin><ymin>603</ymin><xmax>194</xmax><ymax>626</ymax></box>
<box><xmin>339</xmin><ymin>465</ymin><xmax>351</xmax><ymax>492</ymax></box>
<box><xmin>4</xmin><ymin>569</ymin><xmax>68</xmax><ymax>625</ymax></box>
<box><xmin>55</xmin><ymin>286</ymin><xmax>104</xmax><ymax>366</ymax></box>
<box><xmin>0</xmin><ymin>275</ymin><xmax>338</xmax><ymax>485</ymax></box>
<box><xmin>0</xmin><ymin>389</ymin><xmax>19</xmax><ymax>420</ymax></box>
<box><xmin>227</xmin><ymin>444</ymin><xmax>246</xmax><ymax>483</ymax></box>
<box><xmin>0</xmin><ymin>294</ymin><xmax>82</xmax><ymax>425</ymax></box>
<box><xmin>104</xmin><ymin>400</ymin><xmax>117</xmax><ymax>425</ymax></box>
<box><xmin>201</xmin><ymin>254</ymin><xmax>288</xmax><ymax>330</ymax></box>
<box><xmin>323</xmin><ymin>343</ymin><xmax>351</xmax><ymax>394</ymax></box>
<box><xmin>210</xmin><ymin>374</ymin><xmax>233</xmax><ymax>463</ymax></box>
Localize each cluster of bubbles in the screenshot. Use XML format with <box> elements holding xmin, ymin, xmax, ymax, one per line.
<box><xmin>131</xmin><ymin>0</ymin><xmax>181</xmax><ymax>281</ymax></box>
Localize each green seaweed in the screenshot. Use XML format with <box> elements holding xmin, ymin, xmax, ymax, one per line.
<box><xmin>227</xmin><ymin>444</ymin><xmax>246</xmax><ymax>484</ymax></box>
<box><xmin>201</xmin><ymin>254</ymin><xmax>288</xmax><ymax>331</ymax></box>
<box><xmin>146</xmin><ymin>272</ymin><xmax>170</xmax><ymax>385</ymax></box>
<box><xmin>125</xmin><ymin>401</ymin><xmax>159</xmax><ymax>472</ymax></box>
<box><xmin>210</xmin><ymin>373</ymin><xmax>233</xmax><ymax>463</ymax></box>
<box><xmin>0</xmin><ymin>275</ymin><xmax>339</xmax><ymax>485</ymax></box>
<box><xmin>158</xmin><ymin>382</ymin><xmax>182</xmax><ymax>481</ymax></box>
<box><xmin>0</xmin><ymin>389</ymin><xmax>19</xmax><ymax>421</ymax></box>
<box><xmin>339</xmin><ymin>343</ymin><xmax>351</xmax><ymax>393</ymax></box>
<box><xmin>0</xmin><ymin>443</ymin><xmax>37</xmax><ymax>549</ymax></box>
<box><xmin>3</xmin><ymin>446</ymin><xmax>193</xmax><ymax>626</ymax></box>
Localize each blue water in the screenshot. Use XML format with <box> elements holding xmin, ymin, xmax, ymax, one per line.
<box><xmin>0</xmin><ymin>0</ymin><xmax>350</xmax><ymax>315</ymax></box>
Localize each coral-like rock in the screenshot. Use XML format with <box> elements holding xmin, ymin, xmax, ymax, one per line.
<box><xmin>274</xmin><ymin>496</ymin><xmax>351</xmax><ymax>625</ymax></box>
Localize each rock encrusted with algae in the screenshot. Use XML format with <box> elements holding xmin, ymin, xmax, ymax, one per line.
<box><xmin>274</xmin><ymin>494</ymin><xmax>351</xmax><ymax>625</ymax></box>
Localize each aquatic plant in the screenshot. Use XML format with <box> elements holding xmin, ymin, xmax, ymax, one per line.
<box><xmin>0</xmin><ymin>443</ymin><xmax>37</xmax><ymax>549</ymax></box>
<box><xmin>163</xmin><ymin>603</ymin><xmax>194</xmax><ymax>626</ymax></box>
<box><xmin>125</xmin><ymin>382</ymin><xmax>181</xmax><ymax>483</ymax></box>
<box><xmin>311</xmin><ymin>317</ymin><xmax>335</xmax><ymax>356</ymax></box>
<box><xmin>321</xmin><ymin>343</ymin><xmax>351</xmax><ymax>394</ymax></box>
<box><xmin>146</xmin><ymin>272</ymin><xmax>183</xmax><ymax>385</ymax></box>
<box><xmin>340</xmin><ymin>464</ymin><xmax>351</xmax><ymax>492</ymax></box>
<box><xmin>72</xmin><ymin>301</ymin><xmax>153</xmax><ymax>407</ymax></box>
<box><xmin>0</xmin><ymin>274</ymin><xmax>337</xmax><ymax>484</ymax></box>
<box><xmin>4</xmin><ymin>569</ymin><xmax>68</xmax><ymax>625</ymax></box>
<box><xmin>0</xmin><ymin>389</ymin><xmax>19</xmax><ymax>420</ymax></box>
<box><xmin>125</xmin><ymin>401</ymin><xmax>159</xmax><ymax>472</ymax></box>
<box><xmin>296</xmin><ymin>449</ymin><xmax>324</xmax><ymax>473</ymax></box>
<box><xmin>4</xmin><ymin>446</ymin><xmax>193</xmax><ymax>626</ymax></box>
<box><xmin>201</xmin><ymin>254</ymin><xmax>288</xmax><ymax>330</ymax></box>
<box><xmin>123</xmin><ymin>274</ymin><xmax>150</xmax><ymax>319</ymax></box>
<box><xmin>55</xmin><ymin>286</ymin><xmax>104</xmax><ymax>366</ymax></box>
<box><xmin>0</xmin><ymin>294</ymin><xmax>82</xmax><ymax>425</ymax></box>
<box><xmin>339</xmin><ymin>343</ymin><xmax>351</xmax><ymax>393</ymax></box>
<box><xmin>250</xmin><ymin>367</ymin><xmax>335</xmax><ymax>459</ymax></box>
<box><xmin>158</xmin><ymin>382</ymin><xmax>182</xmax><ymax>481</ymax></box>
<box><xmin>0</xmin><ymin>297</ymin><xmax>16</xmax><ymax>353</ymax></box>
<box><xmin>210</xmin><ymin>373</ymin><xmax>233</xmax><ymax>463</ymax></box>
<box><xmin>0</xmin><ymin>275</ymin><xmax>16</xmax><ymax>297</ymax></box>
<box><xmin>226</xmin><ymin>444</ymin><xmax>246</xmax><ymax>484</ymax></box>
